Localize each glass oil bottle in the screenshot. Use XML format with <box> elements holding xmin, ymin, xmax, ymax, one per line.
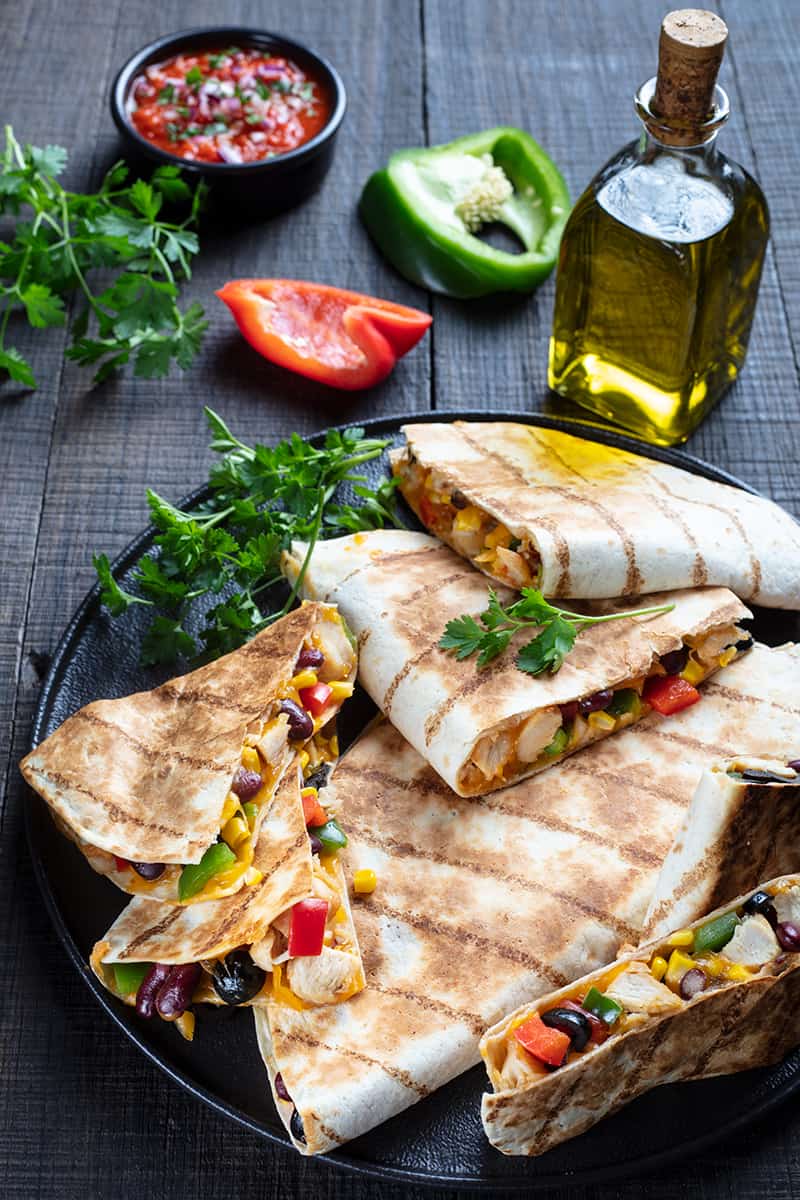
<box><xmin>548</xmin><ymin>10</ymin><xmax>769</xmax><ymax>445</ymax></box>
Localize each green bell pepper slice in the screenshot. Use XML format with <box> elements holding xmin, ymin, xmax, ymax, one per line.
<box><xmin>694</xmin><ymin>910</ymin><xmax>740</xmax><ymax>955</ymax></box>
<box><xmin>583</xmin><ymin>986</ymin><xmax>623</xmax><ymax>1025</ymax></box>
<box><xmin>113</xmin><ymin>961</ymin><xmax>151</xmax><ymax>996</ymax></box>
<box><xmin>543</xmin><ymin>726</ymin><xmax>570</xmax><ymax>758</ymax></box>
<box><xmin>315</xmin><ymin>818</ymin><xmax>348</xmax><ymax>853</ymax></box>
<box><xmin>359</xmin><ymin>127</ymin><xmax>570</xmax><ymax>298</ymax></box>
<box><xmin>607</xmin><ymin>689</ymin><xmax>641</xmax><ymax>719</ymax></box>
<box><xmin>178</xmin><ymin>841</ymin><xmax>236</xmax><ymax>902</ymax></box>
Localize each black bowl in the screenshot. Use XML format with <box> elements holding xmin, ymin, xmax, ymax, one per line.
<box><xmin>110</xmin><ymin>26</ymin><xmax>347</xmax><ymax>218</ymax></box>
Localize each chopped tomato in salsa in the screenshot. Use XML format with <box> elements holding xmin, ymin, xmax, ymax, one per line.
<box><xmin>128</xmin><ymin>46</ymin><xmax>331</xmax><ymax>164</ymax></box>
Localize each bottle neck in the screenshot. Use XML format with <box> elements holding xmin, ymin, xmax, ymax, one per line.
<box><xmin>635</xmin><ymin>76</ymin><xmax>729</xmax><ymax>150</ymax></box>
<box><xmin>638</xmin><ymin>127</ymin><xmax>721</xmax><ymax>170</ymax></box>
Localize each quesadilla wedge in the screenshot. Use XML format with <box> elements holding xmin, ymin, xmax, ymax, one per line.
<box><xmin>391</xmin><ymin>420</ymin><xmax>800</xmax><ymax>607</ymax></box>
<box><xmin>252</xmin><ymin>643</ymin><xmax>800</xmax><ymax>1156</ymax></box>
<box><xmin>21</xmin><ymin>603</ymin><xmax>356</xmax><ymax>903</ymax></box>
<box><xmin>91</xmin><ymin>764</ymin><xmax>365</xmax><ymax>1039</ymax></box>
<box><xmin>642</xmin><ymin>757</ymin><xmax>800</xmax><ymax>940</ymax></box>
<box><xmin>283</xmin><ymin>530</ymin><xmax>750</xmax><ymax>796</ymax></box>
<box><xmin>481</xmin><ymin>874</ymin><xmax>800</xmax><ymax>1157</ymax></box>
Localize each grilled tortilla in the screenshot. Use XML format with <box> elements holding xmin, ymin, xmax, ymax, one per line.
<box><xmin>20</xmin><ymin>603</ymin><xmax>356</xmax><ymax>903</ymax></box>
<box><xmin>91</xmin><ymin>765</ymin><xmax>365</xmax><ymax>1031</ymax></box>
<box><xmin>481</xmin><ymin>874</ymin><xmax>800</xmax><ymax>1157</ymax></box>
<box><xmin>392</xmin><ymin>421</ymin><xmax>800</xmax><ymax>608</ymax></box>
<box><xmin>253</xmin><ymin>643</ymin><xmax>800</xmax><ymax>1155</ymax></box>
<box><xmin>642</xmin><ymin>757</ymin><xmax>800</xmax><ymax>940</ymax></box>
<box><xmin>283</xmin><ymin>530</ymin><xmax>750</xmax><ymax>796</ymax></box>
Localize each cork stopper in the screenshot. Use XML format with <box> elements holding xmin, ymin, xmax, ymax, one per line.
<box><xmin>652</xmin><ymin>10</ymin><xmax>728</xmax><ymax>144</ymax></box>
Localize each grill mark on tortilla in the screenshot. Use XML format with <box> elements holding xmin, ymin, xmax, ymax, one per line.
<box><xmin>350</xmin><ymin>822</ymin><xmax>640</xmax><ymax>942</ymax></box>
<box><xmin>31</xmin><ymin>766</ymin><xmax>189</xmax><ymax>840</ymax></box>
<box><xmin>281</xmin><ymin>1029</ymin><xmax>430</xmax><ymax>1097</ymax></box>
<box><xmin>157</xmin><ymin>684</ymin><xmax>264</xmax><ymax>717</ymax></box>
<box><xmin>648</xmin><ymin>475</ymin><xmax>762</xmax><ymax>600</ymax></box>
<box><xmin>521</xmin><ymin>514</ymin><xmax>572</xmax><ymax>594</ymax></box>
<box><xmin>423</xmin><ymin>658</ymin><xmax>506</xmax><ymax>746</ymax></box>
<box><xmin>322</xmin><ymin>544</ymin><xmax>451</xmax><ymax>603</ymax></box>
<box><xmin>647</xmin><ymin>492</ymin><xmax>709</xmax><ymax>586</ymax></box>
<box><xmin>370</xmin><ymin>898</ymin><xmax>570</xmax><ymax>985</ymax></box>
<box><xmin>74</xmin><ymin>710</ymin><xmax>231</xmax><ymax>775</ymax></box>
<box><xmin>369</xmin><ymin>982</ymin><xmax>486</xmax><ymax>1035</ymax></box>
<box><xmin>614</xmin><ymin>1024</ymin><xmax>664</xmax><ymax>1106</ymax></box>
<box><xmin>357</xmin><ymin>629</ymin><xmax>372</xmax><ymax>652</ymax></box>
<box><xmin>122</xmin><ymin>907</ymin><xmax>184</xmax><ymax>955</ymax></box>
<box><xmin>692</xmin><ymin>986</ymin><xmax>751</xmax><ymax>1075</ymax></box>
<box><xmin>562</xmin><ymin>760</ymin><xmax>689</xmax><ymax>810</ymax></box>
<box><xmin>702</xmin><ymin>680</ymin><xmax>799</xmax><ymax>716</ymax></box>
<box><xmin>455</xmin><ymin>425</ymin><xmax>644</xmax><ymax>596</ymax></box>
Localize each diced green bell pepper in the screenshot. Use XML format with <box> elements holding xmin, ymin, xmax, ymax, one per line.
<box><xmin>113</xmin><ymin>961</ymin><xmax>151</xmax><ymax>996</ymax></box>
<box><xmin>694</xmin><ymin>910</ymin><xmax>740</xmax><ymax>955</ymax></box>
<box><xmin>359</xmin><ymin>127</ymin><xmax>570</xmax><ymax>298</ymax></box>
<box><xmin>607</xmin><ymin>689</ymin><xmax>640</xmax><ymax>719</ymax></box>
<box><xmin>242</xmin><ymin>801</ymin><xmax>258</xmax><ymax>831</ymax></box>
<box><xmin>583</xmin><ymin>986</ymin><xmax>623</xmax><ymax>1025</ymax></box>
<box><xmin>315</xmin><ymin>818</ymin><xmax>348</xmax><ymax>853</ymax></box>
<box><xmin>543</xmin><ymin>726</ymin><xmax>570</xmax><ymax>758</ymax></box>
<box><xmin>178</xmin><ymin>841</ymin><xmax>236</xmax><ymax>902</ymax></box>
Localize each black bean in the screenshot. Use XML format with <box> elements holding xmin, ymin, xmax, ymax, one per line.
<box><xmin>541</xmin><ymin>1006</ymin><xmax>591</xmax><ymax>1052</ymax></box>
<box><xmin>680</xmin><ymin>968</ymin><xmax>707</xmax><ymax>1000</ymax></box>
<box><xmin>305</xmin><ymin>762</ymin><xmax>332</xmax><ymax>792</ymax></box>
<box><xmin>734</xmin><ymin>636</ymin><xmax>754</xmax><ymax>654</ymax></box>
<box><xmin>787</xmin><ymin>760</ymin><xmax>800</xmax><ymax>772</ymax></box>
<box><xmin>130</xmin><ymin>861</ymin><xmax>166</xmax><ymax>880</ymax></box>
<box><xmin>279</xmin><ymin>698</ymin><xmax>314</xmax><ymax>740</ymax></box>
<box><xmin>308</xmin><ymin>833</ymin><xmax>323</xmax><ymax>855</ymax></box>
<box><xmin>155</xmin><ymin>963</ymin><xmax>202</xmax><ymax>1020</ymax></box>
<box><xmin>290</xmin><ymin>1108</ymin><xmax>306</xmax><ymax>1144</ymax></box>
<box><xmin>741</xmin><ymin>768</ymin><xmax>794</xmax><ymax>784</ymax></box>
<box><xmin>659</xmin><ymin>646</ymin><xmax>689</xmax><ymax>676</ymax></box>
<box><xmin>296</xmin><ymin>647</ymin><xmax>324</xmax><ymax>671</ymax></box>
<box><xmin>135</xmin><ymin>963</ymin><xmax>172</xmax><ymax>1018</ymax></box>
<box><xmin>450</xmin><ymin>490</ymin><xmax>469</xmax><ymax>510</ymax></box>
<box><xmin>231</xmin><ymin>766</ymin><xmax>263</xmax><ymax>799</ymax></box>
<box><xmin>211</xmin><ymin>950</ymin><xmax>267</xmax><ymax>1005</ymax></box>
<box><xmin>274</xmin><ymin>1072</ymin><xmax>292</xmax><ymax>1103</ymax></box>
<box><xmin>776</xmin><ymin>922</ymin><xmax>800</xmax><ymax>952</ymax></box>
<box><xmin>743</xmin><ymin>890</ymin><xmax>779</xmax><ymax>928</ymax></box>
<box><xmin>578</xmin><ymin>689</ymin><xmax>614</xmax><ymax>716</ymax></box>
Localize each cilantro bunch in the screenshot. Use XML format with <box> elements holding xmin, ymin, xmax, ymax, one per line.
<box><xmin>0</xmin><ymin>125</ymin><xmax>206</xmax><ymax>387</ymax></box>
<box><xmin>440</xmin><ymin>589</ymin><xmax>675</xmax><ymax>676</ymax></box>
<box><xmin>94</xmin><ymin>408</ymin><xmax>401</xmax><ymax>666</ymax></box>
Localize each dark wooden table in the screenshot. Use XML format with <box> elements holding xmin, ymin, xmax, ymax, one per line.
<box><xmin>2</xmin><ymin>1</ymin><xmax>799</xmax><ymax>1196</ymax></box>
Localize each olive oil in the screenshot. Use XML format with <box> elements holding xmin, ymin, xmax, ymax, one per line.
<box><xmin>548</xmin><ymin>11</ymin><xmax>769</xmax><ymax>445</ymax></box>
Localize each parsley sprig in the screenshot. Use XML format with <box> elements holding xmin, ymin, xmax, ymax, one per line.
<box><xmin>0</xmin><ymin>125</ymin><xmax>206</xmax><ymax>388</ymax></box>
<box><xmin>440</xmin><ymin>589</ymin><xmax>676</xmax><ymax>676</ymax></box>
<box><xmin>94</xmin><ymin>408</ymin><xmax>402</xmax><ymax>666</ymax></box>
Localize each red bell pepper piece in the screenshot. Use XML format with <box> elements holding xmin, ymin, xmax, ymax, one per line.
<box><xmin>288</xmin><ymin>898</ymin><xmax>329</xmax><ymax>957</ymax></box>
<box><xmin>299</xmin><ymin>682</ymin><xmax>332</xmax><ymax>717</ymax></box>
<box><xmin>301</xmin><ymin>787</ymin><xmax>328</xmax><ymax>828</ymax></box>
<box><xmin>512</xmin><ymin>1013</ymin><xmax>570</xmax><ymax>1068</ymax></box>
<box><xmin>114</xmin><ymin>856</ymin><xmax>130</xmax><ymax>872</ymax></box>
<box><xmin>644</xmin><ymin>674</ymin><xmax>701</xmax><ymax>716</ymax></box>
<box><xmin>561</xmin><ymin>998</ymin><xmax>609</xmax><ymax>1045</ymax></box>
<box><xmin>216</xmin><ymin>279</ymin><xmax>431</xmax><ymax>390</ymax></box>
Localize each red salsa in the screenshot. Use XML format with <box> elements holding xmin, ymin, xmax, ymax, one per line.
<box><xmin>128</xmin><ymin>46</ymin><xmax>331</xmax><ymax>164</ymax></box>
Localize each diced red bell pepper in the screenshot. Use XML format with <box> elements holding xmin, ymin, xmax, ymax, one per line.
<box><xmin>288</xmin><ymin>898</ymin><xmax>329</xmax><ymax>957</ymax></box>
<box><xmin>299</xmin><ymin>682</ymin><xmax>333</xmax><ymax>717</ymax></box>
<box><xmin>643</xmin><ymin>674</ymin><xmax>701</xmax><ymax>716</ymax></box>
<box><xmin>301</xmin><ymin>787</ymin><xmax>328</xmax><ymax>828</ymax></box>
<box><xmin>216</xmin><ymin>279</ymin><xmax>431</xmax><ymax>390</ymax></box>
<box><xmin>512</xmin><ymin>1012</ymin><xmax>570</xmax><ymax>1068</ymax></box>
<box><xmin>561</xmin><ymin>998</ymin><xmax>609</xmax><ymax>1045</ymax></box>
<box><xmin>114</xmin><ymin>856</ymin><xmax>130</xmax><ymax>872</ymax></box>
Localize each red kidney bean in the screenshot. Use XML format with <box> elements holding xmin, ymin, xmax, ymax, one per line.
<box><xmin>680</xmin><ymin>968</ymin><xmax>707</xmax><ymax>1000</ymax></box>
<box><xmin>290</xmin><ymin>1108</ymin><xmax>306</xmax><ymax>1144</ymax></box>
<box><xmin>135</xmin><ymin>963</ymin><xmax>172</xmax><ymax>1018</ymax></box>
<box><xmin>559</xmin><ymin>701</ymin><xmax>579</xmax><ymax>722</ymax></box>
<box><xmin>279</xmin><ymin>698</ymin><xmax>314</xmax><ymax>740</ymax></box>
<box><xmin>659</xmin><ymin>646</ymin><xmax>690</xmax><ymax>676</ymax></box>
<box><xmin>155</xmin><ymin>963</ymin><xmax>202</xmax><ymax>1020</ymax></box>
<box><xmin>274</xmin><ymin>1072</ymin><xmax>292</xmax><ymax>1102</ymax></box>
<box><xmin>787</xmin><ymin>760</ymin><xmax>800</xmax><ymax>772</ymax></box>
<box><xmin>578</xmin><ymin>689</ymin><xmax>614</xmax><ymax>717</ymax></box>
<box><xmin>450</xmin><ymin>489</ymin><xmax>469</xmax><ymax>510</ymax></box>
<box><xmin>777</xmin><ymin>922</ymin><xmax>800</xmax><ymax>952</ymax></box>
<box><xmin>308</xmin><ymin>833</ymin><xmax>323</xmax><ymax>856</ymax></box>
<box><xmin>295</xmin><ymin>646</ymin><xmax>324</xmax><ymax>671</ymax></box>
<box><xmin>130</xmin><ymin>861</ymin><xmax>166</xmax><ymax>880</ymax></box>
<box><xmin>231</xmin><ymin>766</ymin><xmax>263</xmax><ymax>799</ymax></box>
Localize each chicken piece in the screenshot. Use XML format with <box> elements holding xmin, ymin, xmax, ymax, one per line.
<box><xmin>316</xmin><ymin>618</ymin><xmax>354</xmax><ymax>684</ymax></box>
<box><xmin>450</xmin><ymin>522</ymin><xmax>487</xmax><ymax>559</ymax></box>
<box><xmin>249</xmin><ymin>930</ymin><xmax>276</xmax><ymax>971</ymax></box>
<box><xmin>516</xmin><ymin>709</ymin><xmax>563</xmax><ymax>763</ymax></box>
<box><xmin>471</xmin><ymin>730</ymin><xmax>514</xmax><ymax>780</ymax></box>
<box><xmin>775</xmin><ymin>887</ymin><xmax>800</xmax><ymax>926</ymax></box>
<box><xmin>286</xmin><ymin>946</ymin><xmax>358</xmax><ymax>1005</ymax></box>
<box><xmin>605</xmin><ymin>960</ymin><xmax>683</xmax><ymax>1014</ymax></box>
<box><xmin>493</xmin><ymin>546</ymin><xmax>533</xmax><ymax>589</ymax></box>
<box><xmin>723</xmin><ymin>915</ymin><xmax>780</xmax><ymax>966</ymax></box>
<box><xmin>693</xmin><ymin>623</ymin><xmax>742</xmax><ymax>666</ymax></box>
<box><xmin>499</xmin><ymin>1036</ymin><xmax>541</xmax><ymax>1089</ymax></box>
<box><xmin>256</xmin><ymin>713</ymin><xmax>290</xmax><ymax>764</ymax></box>
<box><xmin>311</xmin><ymin>867</ymin><xmax>340</xmax><ymax>911</ymax></box>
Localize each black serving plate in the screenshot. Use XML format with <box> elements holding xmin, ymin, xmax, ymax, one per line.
<box><xmin>25</xmin><ymin>411</ymin><xmax>800</xmax><ymax>1190</ymax></box>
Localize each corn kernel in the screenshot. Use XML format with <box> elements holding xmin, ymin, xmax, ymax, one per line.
<box><xmin>695</xmin><ymin>953</ymin><xmax>725</xmax><ymax>978</ymax></box>
<box><xmin>666</xmin><ymin>928</ymin><xmax>695</xmax><ymax>948</ymax></box>
<box><xmin>484</xmin><ymin>524</ymin><xmax>512</xmax><ymax>550</ymax></box>
<box><xmin>241</xmin><ymin>746</ymin><xmax>261</xmax><ymax>773</ymax></box>
<box><xmin>718</xmin><ymin>646</ymin><xmax>737</xmax><ymax>667</ymax></box>
<box><xmin>453</xmin><ymin>506</ymin><xmax>483</xmax><ymax>533</ymax></box>
<box><xmin>299</xmin><ymin>749</ymin><xmax>310</xmax><ymax>770</ymax></box>
<box><xmin>301</xmin><ymin>785</ymin><xmax>318</xmax><ymax>800</ymax></box>
<box><xmin>291</xmin><ymin>669</ymin><xmax>318</xmax><ymax>690</ymax></box>
<box><xmin>244</xmin><ymin>867</ymin><xmax>263</xmax><ymax>887</ymax></box>
<box><xmin>588</xmin><ymin>711</ymin><xmax>616</xmax><ymax>732</ymax></box>
<box><xmin>353</xmin><ymin>532</ymin><xmax>368</xmax><ymax>545</ymax></box>
<box><xmin>665</xmin><ymin>949</ymin><xmax>696</xmax><ymax>990</ymax></box>
<box><xmin>222</xmin><ymin>814</ymin><xmax>250</xmax><ymax>850</ymax></box>
<box><xmin>327</xmin><ymin>681</ymin><xmax>354</xmax><ymax>702</ymax></box>
<box><xmin>681</xmin><ymin>658</ymin><xmax>706</xmax><ymax>686</ymax></box>
<box><xmin>724</xmin><ymin>963</ymin><xmax>752</xmax><ymax>983</ymax></box>
<box><xmin>220</xmin><ymin>792</ymin><xmax>240</xmax><ymax>824</ymax></box>
<box><xmin>650</xmin><ymin>955</ymin><xmax>668</xmax><ymax>982</ymax></box>
<box><xmin>353</xmin><ymin>869</ymin><xmax>377</xmax><ymax>895</ymax></box>
<box><xmin>175</xmin><ymin>1011</ymin><xmax>195</xmax><ymax>1041</ymax></box>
